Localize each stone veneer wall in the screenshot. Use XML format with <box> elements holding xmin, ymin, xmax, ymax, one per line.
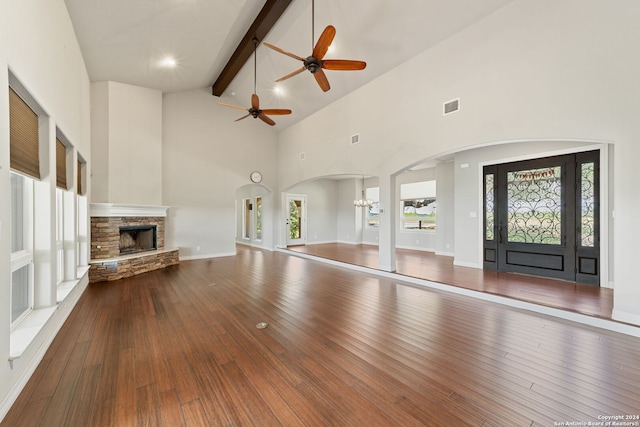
<box><xmin>91</xmin><ymin>216</ymin><xmax>166</xmax><ymax>259</ymax></box>
<box><xmin>89</xmin><ymin>249</ymin><xmax>179</xmax><ymax>282</ymax></box>
<box><xmin>90</xmin><ymin>216</ymin><xmax>178</xmax><ymax>282</ymax></box>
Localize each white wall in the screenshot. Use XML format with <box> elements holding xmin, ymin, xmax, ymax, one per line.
<box><xmin>276</xmin><ymin>0</ymin><xmax>640</xmax><ymax>324</ymax></box>
<box><xmin>163</xmin><ymin>88</ymin><xmax>278</xmax><ymax>259</ymax></box>
<box><xmin>337</xmin><ymin>179</ymin><xmax>360</xmax><ymax>244</ymax></box>
<box><xmin>91</xmin><ymin>81</ymin><xmax>163</xmax><ymax>205</ymax></box>
<box><xmin>0</xmin><ymin>0</ymin><xmax>91</xmax><ymax>418</ymax></box>
<box><xmin>435</xmin><ymin>162</ymin><xmax>455</xmax><ymax>256</ymax></box>
<box><xmin>286</xmin><ymin>179</ymin><xmax>339</xmax><ymax>245</ymax></box>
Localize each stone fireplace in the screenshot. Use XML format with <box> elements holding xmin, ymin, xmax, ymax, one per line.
<box><xmin>89</xmin><ymin>204</ymin><xmax>179</xmax><ymax>282</ymax></box>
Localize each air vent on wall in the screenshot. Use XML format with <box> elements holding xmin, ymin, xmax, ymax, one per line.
<box><xmin>443</xmin><ymin>98</ymin><xmax>460</xmax><ymax>115</ymax></box>
<box><xmin>351</xmin><ymin>133</ymin><xmax>360</xmax><ymax>145</ymax></box>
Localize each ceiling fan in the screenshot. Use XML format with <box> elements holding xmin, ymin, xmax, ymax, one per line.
<box><xmin>263</xmin><ymin>0</ymin><xmax>366</xmax><ymax>92</ymax></box>
<box><xmin>218</xmin><ymin>39</ymin><xmax>292</xmax><ymax>126</ymax></box>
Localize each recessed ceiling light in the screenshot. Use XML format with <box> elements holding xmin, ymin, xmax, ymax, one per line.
<box><xmin>162</xmin><ymin>57</ymin><xmax>177</xmax><ymax>68</ymax></box>
<box><xmin>274</xmin><ymin>85</ymin><xmax>284</xmax><ymax>95</ymax></box>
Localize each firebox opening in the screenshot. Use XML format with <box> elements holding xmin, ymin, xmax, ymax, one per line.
<box><xmin>119</xmin><ymin>225</ymin><xmax>157</xmax><ymax>256</ymax></box>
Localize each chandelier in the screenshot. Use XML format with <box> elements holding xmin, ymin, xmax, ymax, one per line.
<box><xmin>353</xmin><ymin>175</ymin><xmax>373</xmax><ymax>207</ymax></box>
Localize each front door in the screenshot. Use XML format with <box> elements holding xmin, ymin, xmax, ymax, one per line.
<box><xmin>483</xmin><ymin>151</ymin><xmax>599</xmax><ymax>285</ymax></box>
<box><xmin>286</xmin><ymin>195</ymin><xmax>306</xmax><ymax>246</ymax></box>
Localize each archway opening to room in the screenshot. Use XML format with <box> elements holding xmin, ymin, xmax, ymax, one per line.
<box><xmin>236</xmin><ymin>183</ymin><xmax>274</xmax><ymax>250</ymax></box>
<box><xmin>281</xmin><ymin>174</ymin><xmax>380</xmax><ymax>266</ymax></box>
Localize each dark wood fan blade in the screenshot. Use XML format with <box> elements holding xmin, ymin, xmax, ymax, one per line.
<box><xmin>313</xmin><ymin>68</ymin><xmax>330</xmax><ymax>92</ymax></box>
<box><xmin>251</xmin><ymin>93</ymin><xmax>260</xmax><ymax>110</ymax></box>
<box><xmin>258</xmin><ymin>113</ymin><xmax>276</xmax><ymax>126</ymax></box>
<box><xmin>275</xmin><ymin>67</ymin><xmax>306</xmax><ymax>82</ymax></box>
<box><xmin>218</xmin><ymin>102</ymin><xmax>248</xmax><ymax>111</ymax></box>
<box><xmin>313</xmin><ymin>25</ymin><xmax>336</xmax><ymax>60</ymax></box>
<box><xmin>235</xmin><ymin>113</ymin><xmax>251</xmax><ymax>122</ymax></box>
<box><xmin>261</xmin><ymin>109</ymin><xmax>292</xmax><ymax>115</ymax></box>
<box><xmin>322</xmin><ymin>60</ymin><xmax>367</xmax><ymax>71</ymax></box>
<box><xmin>263</xmin><ymin>42</ymin><xmax>305</xmax><ymax>62</ymax></box>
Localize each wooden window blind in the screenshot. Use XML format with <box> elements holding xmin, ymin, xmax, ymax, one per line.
<box><xmin>56</xmin><ymin>138</ymin><xmax>67</xmax><ymax>189</ymax></box>
<box><xmin>77</xmin><ymin>160</ymin><xmax>84</xmax><ymax>195</ymax></box>
<box><xmin>9</xmin><ymin>87</ymin><xmax>40</xmax><ymax>179</ymax></box>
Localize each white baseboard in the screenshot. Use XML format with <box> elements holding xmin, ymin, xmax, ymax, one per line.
<box><xmin>435</xmin><ymin>251</ymin><xmax>455</xmax><ymax>257</ymax></box>
<box><xmin>612</xmin><ymin>309</ymin><xmax>640</xmax><ymax>327</ymax></box>
<box><xmin>306</xmin><ymin>240</ymin><xmax>337</xmax><ymax>246</ymax></box>
<box><xmin>336</xmin><ymin>240</ymin><xmax>358</xmax><ymax>245</ymax></box>
<box><xmin>453</xmin><ymin>260</ymin><xmax>482</xmax><ymax>269</ymax></box>
<box><xmin>396</xmin><ymin>245</ymin><xmax>435</xmax><ymax>253</ymax></box>
<box><xmin>179</xmin><ymin>251</ymin><xmax>236</xmax><ymax>261</ymax></box>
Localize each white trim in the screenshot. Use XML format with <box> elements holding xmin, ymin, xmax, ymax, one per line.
<box><xmin>90</xmin><ymin>203</ymin><xmax>169</xmax><ymax>217</ymax></box>
<box><xmin>396</xmin><ymin>244</ymin><xmax>435</xmax><ymax>253</ymax></box>
<box><xmin>179</xmin><ymin>251</ymin><xmax>236</xmax><ymax>261</ymax></box>
<box><xmin>612</xmin><ymin>310</ymin><xmax>640</xmax><ymax>327</ymax></box>
<box><xmin>435</xmin><ymin>251</ymin><xmax>455</xmax><ymax>257</ymax></box>
<box><xmin>306</xmin><ymin>240</ymin><xmax>338</xmax><ymax>246</ymax></box>
<box><xmin>454</xmin><ymin>260</ymin><xmax>482</xmax><ymax>269</ymax></box>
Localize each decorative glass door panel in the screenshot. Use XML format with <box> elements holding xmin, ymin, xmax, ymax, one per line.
<box><xmin>506</xmin><ymin>166</ymin><xmax>562</xmax><ymax>245</ymax></box>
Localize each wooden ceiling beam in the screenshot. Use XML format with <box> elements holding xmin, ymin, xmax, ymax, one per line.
<box><xmin>211</xmin><ymin>0</ymin><xmax>293</xmax><ymax>97</ymax></box>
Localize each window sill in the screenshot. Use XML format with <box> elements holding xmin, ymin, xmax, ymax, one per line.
<box><xmin>9</xmin><ymin>306</ymin><xmax>57</xmax><ymax>361</ymax></box>
<box><xmin>10</xmin><ymin>267</ymin><xmax>89</xmax><ymax>362</ymax></box>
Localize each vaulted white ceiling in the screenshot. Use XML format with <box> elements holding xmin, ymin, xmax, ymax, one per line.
<box><xmin>64</xmin><ymin>0</ymin><xmax>515</xmax><ymax>128</ymax></box>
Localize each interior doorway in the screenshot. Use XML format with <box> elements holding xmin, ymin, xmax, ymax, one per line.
<box><xmin>483</xmin><ymin>150</ymin><xmax>600</xmax><ymax>285</ymax></box>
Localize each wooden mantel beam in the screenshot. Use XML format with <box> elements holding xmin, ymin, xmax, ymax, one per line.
<box><xmin>211</xmin><ymin>0</ymin><xmax>293</xmax><ymax>97</ymax></box>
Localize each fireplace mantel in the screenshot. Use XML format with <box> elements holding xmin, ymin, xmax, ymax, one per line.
<box><xmin>90</xmin><ymin>203</ymin><xmax>169</xmax><ymax>217</ymax></box>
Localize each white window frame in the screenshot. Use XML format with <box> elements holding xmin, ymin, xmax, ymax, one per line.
<box><xmin>400</xmin><ymin>180</ymin><xmax>437</xmax><ymax>232</ymax></box>
<box><xmin>10</xmin><ymin>172</ymin><xmax>35</xmax><ymax>328</ymax></box>
<box><xmin>56</xmin><ymin>187</ymin><xmax>65</xmax><ymax>285</ymax></box>
<box><xmin>365</xmin><ymin>187</ymin><xmax>380</xmax><ymax>229</ymax></box>
<box><xmin>255</xmin><ymin>197</ymin><xmax>263</xmax><ymax>241</ymax></box>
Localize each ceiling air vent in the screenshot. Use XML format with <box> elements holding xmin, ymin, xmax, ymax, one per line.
<box><xmin>443</xmin><ymin>98</ymin><xmax>460</xmax><ymax>115</ymax></box>
<box><xmin>351</xmin><ymin>133</ymin><xmax>360</xmax><ymax>145</ymax></box>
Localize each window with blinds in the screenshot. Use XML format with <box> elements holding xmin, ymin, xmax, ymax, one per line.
<box><xmin>77</xmin><ymin>159</ymin><xmax>85</xmax><ymax>195</ymax></box>
<box><xmin>9</xmin><ymin>87</ymin><xmax>40</xmax><ymax>179</ymax></box>
<box><xmin>56</xmin><ymin>138</ymin><xmax>67</xmax><ymax>189</ymax></box>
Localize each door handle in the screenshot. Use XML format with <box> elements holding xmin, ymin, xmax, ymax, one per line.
<box><xmin>499</xmin><ymin>225</ymin><xmax>504</xmax><ymax>244</ymax></box>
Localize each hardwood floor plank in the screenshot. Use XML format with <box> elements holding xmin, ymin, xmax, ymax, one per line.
<box><xmin>135</xmin><ymin>384</ymin><xmax>162</xmax><ymax>427</ymax></box>
<box><xmin>65</xmin><ymin>365</ymin><xmax>101</xmax><ymax>426</ymax></box>
<box><xmin>180</xmin><ymin>399</ymin><xmax>211</xmax><ymax>427</ymax></box>
<box><xmin>38</xmin><ymin>340</ymin><xmax>90</xmax><ymax>426</ymax></box>
<box><xmin>158</xmin><ymin>389</ymin><xmax>186</xmax><ymax>427</ymax></box>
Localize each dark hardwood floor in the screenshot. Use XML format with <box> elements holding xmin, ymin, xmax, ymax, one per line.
<box><xmin>3</xmin><ymin>245</ymin><xmax>639</xmax><ymax>426</ymax></box>
<box><xmin>287</xmin><ymin>243</ymin><xmax>614</xmax><ymax>321</ymax></box>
